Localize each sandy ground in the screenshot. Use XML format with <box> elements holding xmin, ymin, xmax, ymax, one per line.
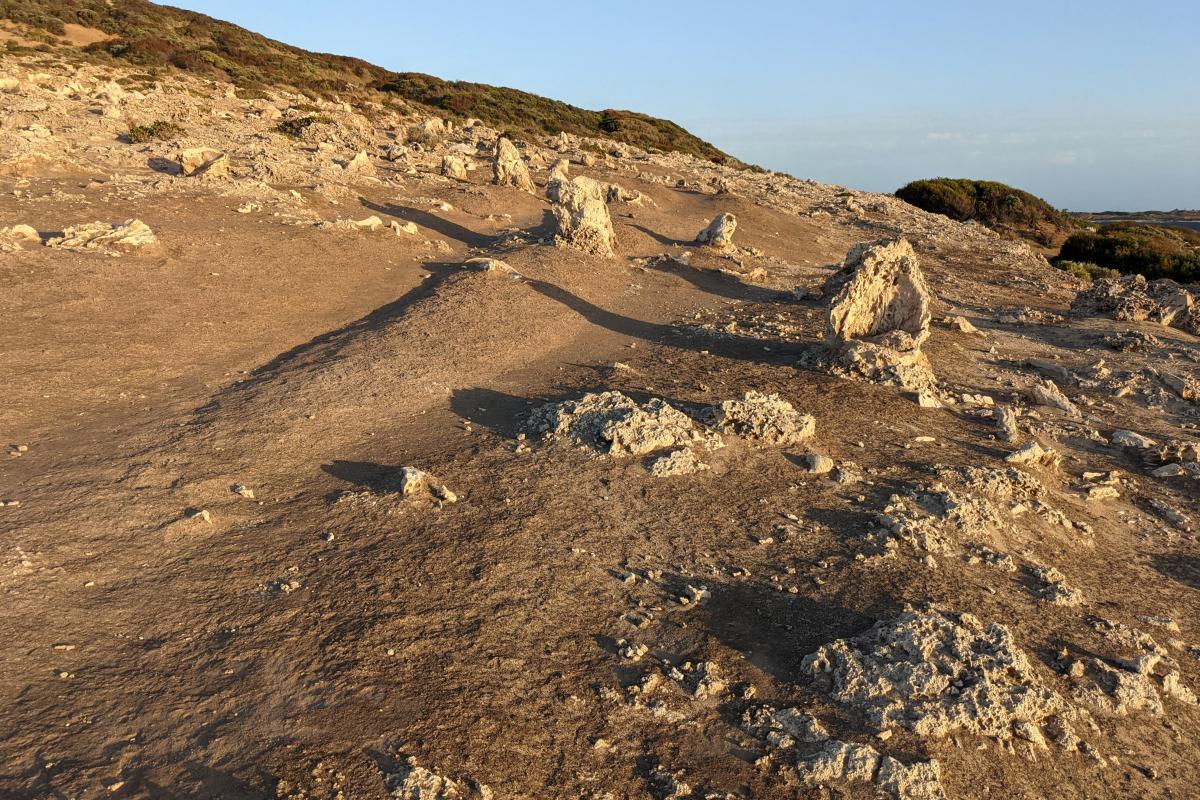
<box><xmin>1</xmin><ymin>51</ymin><xmax>1200</xmax><ymax>800</ymax></box>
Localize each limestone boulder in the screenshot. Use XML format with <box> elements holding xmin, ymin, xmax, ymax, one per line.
<box><xmin>548</xmin><ymin>176</ymin><xmax>615</xmax><ymax>258</ymax></box>
<box><xmin>493</xmin><ymin>136</ymin><xmax>534</xmax><ymax>191</ymax></box>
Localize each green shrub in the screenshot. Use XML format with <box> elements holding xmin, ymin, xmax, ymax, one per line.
<box><xmin>1054</xmin><ymin>260</ymin><xmax>1120</xmax><ymax>284</ymax></box>
<box><xmin>274</xmin><ymin>115</ymin><xmax>327</xmax><ymax>138</ymax></box>
<box><xmin>894</xmin><ymin>178</ymin><xmax>1073</xmax><ymax>245</ymax></box>
<box><xmin>124</xmin><ymin>119</ymin><xmax>185</xmax><ymax>143</ymax></box>
<box><xmin>1056</xmin><ymin>223</ymin><xmax>1200</xmax><ymax>282</ymax></box>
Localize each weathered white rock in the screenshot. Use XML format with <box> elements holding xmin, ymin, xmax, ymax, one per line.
<box><xmin>46</xmin><ymin>219</ymin><xmax>158</xmax><ymax>253</ymax></box>
<box><xmin>704</xmin><ymin>391</ymin><xmax>815</xmax><ymax>446</ymax></box>
<box><xmin>1110</xmin><ymin>430</ymin><xmax>1157</xmax><ymax>449</ymax></box>
<box><xmin>440</xmin><ymin>154</ymin><xmax>469</xmax><ymax>180</ymax></box>
<box><xmin>177</xmin><ymin>148</ymin><xmax>229</xmax><ymax>179</ymax></box>
<box><xmin>492</xmin><ymin>136</ymin><xmax>534</xmax><ymax>191</ymax></box>
<box><xmin>548</xmin><ymin>175</ymin><xmax>615</xmax><ymax>258</ymax></box>
<box><xmin>529</xmin><ymin>391</ymin><xmax>717</xmax><ymax>456</ymax></box>
<box><xmin>0</xmin><ymin>224</ymin><xmax>40</xmax><ymax>253</ymax></box>
<box><xmin>695</xmin><ymin>212</ymin><xmax>737</xmax><ymax>250</ymax></box>
<box><xmin>463</xmin><ymin>257</ymin><xmax>520</xmax><ymax>277</ymax></box>
<box><xmin>1029</xmin><ymin>379</ymin><xmax>1081</xmax><ymax>418</ymax></box>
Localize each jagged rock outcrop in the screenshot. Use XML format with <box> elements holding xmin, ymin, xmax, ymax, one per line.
<box><xmin>492</xmin><ymin>136</ymin><xmax>534</xmax><ymax>191</ymax></box>
<box><xmin>802</xmin><ymin>608</ymin><xmax>1066</xmax><ymax>742</ymax></box>
<box><xmin>548</xmin><ymin>175</ymin><xmax>615</xmax><ymax>258</ymax></box>
<box><xmin>820</xmin><ymin>238</ymin><xmax>937</xmax><ymax>394</ymax></box>
<box><xmin>695</xmin><ymin>212</ymin><xmax>737</xmax><ymax>250</ymax></box>
<box><xmin>1073</xmin><ymin>273</ymin><xmax>1200</xmax><ymax>335</ymax></box>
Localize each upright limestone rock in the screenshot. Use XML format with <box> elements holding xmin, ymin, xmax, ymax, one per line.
<box><xmin>822</xmin><ymin>238</ymin><xmax>936</xmax><ymax>394</ymax></box>
<box><xmin>493</xmin><ymin>136</ymin><xmax>534</xmax><ymax>191</ymax></box>
<box><xmin>177</xmin><ymin>148</ymin><xmax>229</xmax><ymax>179</ymax></box>
<box><xmin>548</xmin><ymin>175</ymin><xmax>615</xmax><ymax>258</ymax></box>
<box><xmin>440</xmin><ymin>154</ymin><xmax>469</xmax><ymax>180</ymax></box>
<box><xmin>695</xmin><ymin>212</ymin><xmax>737</xmax><ymax>250</ymax></box>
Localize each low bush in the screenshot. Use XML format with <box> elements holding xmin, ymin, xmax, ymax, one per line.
<box><xmin>1056</xmin><ymin>224</ymin><xmax>1200</xmax><ymax>282</ymax></box>
<box><xmin>123</xmin><ymin>119</ymin><xmax>184</xmax><ymax>143</ymax></box>
<box><xmin>894</xmin><ymin>178</ymin><xmax>1073</xmax><ymax>245</ymax></box>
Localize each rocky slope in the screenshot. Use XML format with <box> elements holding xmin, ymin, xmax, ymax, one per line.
<box><xmin>1</xmin><ymin>51</ymin><xmax>1199</xmax><ymax>800</ymax></box>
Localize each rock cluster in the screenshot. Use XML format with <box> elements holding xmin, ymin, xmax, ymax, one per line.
<box><xmin>528</xmin><ymin>391</ymin><xmax>716</xmax><ymax>456</ymax></box>
<box><xmin>702</xmin><ymin>390</ymin><xmax>815</xmax><ymax>446</ymax></box>
<box><xmin>802</xmin><ymin>608</ymin><xmax>1066</xmax><ymax>742</ymax></box>
<box><xmin>745</xmin><ymin>706</ymin><xmax>946</xmax><ymax>800</ymax></box>
<box><xmin>45</xmin><ymin>219</ymin><xmax>158</xmax><ymax>254</ymax></box>
<box><xmin>1073</xmin><ymin>273</ymin><xmax>1200</xmax><ymax>335</ymax></box>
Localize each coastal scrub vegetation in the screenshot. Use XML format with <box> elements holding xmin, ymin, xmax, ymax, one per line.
<box><xmin>1056</xmin><ymin>223</ymin><xmax>1200</xmax><ymax>282</ymax></box>
<box><xmin>894</xmin><ymin>178</ymin><xmax>1074</xmax><ymax>245</ymax></box>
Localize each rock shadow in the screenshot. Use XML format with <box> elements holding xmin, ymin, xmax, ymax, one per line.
<box><xmin>359</xmin><ymin>198</ymin><xmax>493</xmax><ymax>248</ymax></box>
<box><xmin>1151</xmin><ymin>552</ymin><xmax>1200</xmax><ymax>590</ymax></box>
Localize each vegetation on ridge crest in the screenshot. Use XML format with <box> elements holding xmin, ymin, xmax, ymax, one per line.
<box><xmin>0</xmin><ymin>0</ymin><xmax>739</xmax><ymax>165</ymax></box>
<box><xmin>894</xmin><ymin>178</ymin><xmax>1075</xmax><ymax>246</ymax></box>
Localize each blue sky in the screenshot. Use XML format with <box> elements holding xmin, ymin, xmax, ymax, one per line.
<box><xmin>172</xmin><ymin>1</ymin><xmax>1199</xmax><ymax>211</ymax></box>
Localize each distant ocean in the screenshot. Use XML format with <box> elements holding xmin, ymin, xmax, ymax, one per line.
<box><xmin>1094</xmin><ymin>218</ymin><xmax>1200</xmax><ymax>232</ymax></box>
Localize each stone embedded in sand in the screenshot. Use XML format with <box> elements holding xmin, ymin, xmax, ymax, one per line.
<box><xmin>695</xmin><ymin>212</ymin><xmax>737</xmax><ymax>250</ymax></box>
<box><xmin>1110</xmin><ymin>429</ymin><xmax>1156</xmax><ymax>449</ymax></box>
<box><xmin>548</xmin><ymin>175</ymin><xmax>615</xmax><ymax>258</ymax></box>
<box><xmin>704</xmin><ymin>391</ymin><xmax>815</xmax><ymax>446</ymax></box>
<box><xmin>0</xmin><ymin>224</ymin><xmax>40</xmax><ymax>253</ymax></box>
<box><xmin>462</xmin><ymin>257</ymin><xmax>520</xmax><ymax>277</ymax></box>
<box><xmin>398</xmin><ymin>467</ymin><xmax>457</xmax><ymax>503</ymax></box>
<box><xmin>528</xmin><ymin>391</ymin><xmax>716</xmax><ymax>456</ymax></box>
<box><xmin>1031</xmin><ymin>566</ymin><xmax>1083</xmax><ymax>606</ymax></box>
<box><xmin>1073</xmin><ymin>273</ymin><xmax>1199</xmax><ymax>335</ymax></box>
<box><xmin>391</xmin><ymin>220</ymin><xmax>419</xmax><ymax>235</ymax></box>
<box><xmin>798</xmin><ymin>452</ymin><xmax>834</xmax><ymax>474</ymax></box>
<box><xmin>441</xmin><ymin>154</ymin><xmax>469</xmax><ymax>180</ymax></box>
<box><xmin>46</xmin><ymin>219</ymin><xmax>158</xmax><ymax>253</ymax></box>
<box><xmin>1004</xmin><ymin>439</ymin><xmax>1060</xmax><ymax>467</ymax></box>
<box><xmin>492</xmin><ymin>136</ymin><xmax>534</xmax><ymax>191</ymax></box>
<box><xmin>177</xmin><ymin>148</ymin><xmax>229</xmax><ymax>179</ymax></box>
<box><xmin>386</xmin><ymin>757</ymin><xmax>466</xmax><ymax>799</ymax></box>
<box><xmin>647</xmin><ymin>447</ymin><xmax>708</xmax><ymax>477</ymax></box>
<box><xmin>1028</xmin><ymin>379</ymin><xmax>1081</xmax><ymax>418</ymax></box>
<box><xmin>802</xmin><ymin>607</ymin><xmax>1065</xmax><ymax>742</ymax></box>
<box><xmin>744</xmin><ymin>707</ymin><xmax>946</xmax><ymax>800</ymax></box>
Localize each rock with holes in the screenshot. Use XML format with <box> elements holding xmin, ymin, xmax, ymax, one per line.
<box><xmin>528</xmin><ymin>391</ymin><xmax>718</xmax><ymax>456</ymax></box>
<box><xmin>548</xmin><ymin>175</ymin><xmax>615</xmax><ymax>258</ymax></box>
<box><xmin>703</xmin><ymin>391</ymin><xmax>815</xmax><ymax>446</ymax></box>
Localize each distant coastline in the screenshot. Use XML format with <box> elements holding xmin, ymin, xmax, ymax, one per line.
<box><xmin>1082</xmin><ymin>211</ymin><xmax>1200</xmax><ymax>232</ymax></box>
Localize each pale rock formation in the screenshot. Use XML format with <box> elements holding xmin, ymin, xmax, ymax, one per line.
<box><xmin>1029</xmin><ymin>379</ymin><xmax>1081</xmax><ymax>417</ymax></box>
<box><xmin>548</xmin><ymin>158</ymin><xmax>570</xmax><ymax>181</ymax></box>
<box><xmin>492</xmin><ymin>136</ymin><xmax>534</xmax><ymax>191</ymax></box>
<box><xmin>1005</xmin><ymin>440</ymin><xmax>1060</xmax><ymax>467</ymax></box>
<box><xmin>528</xmin><ymin>391</ymin><xmax>719</xmax><ymax>456</ymax></box>
<box><xmin>386</xmin><ymin>757</ymin><xmax>467</xmax><ymax>799</ymax></box>
<box><xmin>342</xmin><ymin>149</ymin><xmax>374</xmax><ymax>176</ymax></box>
<box><xmin>695</xmin><ymin>212</ymin><xmax>737</xmax><ymax>250</ymax></box>
<box><xmin>994</xmin><ymin>405</ymin><xmax>1020</xmax><ymax>443</ymax></box>
<box><xmin>1110</xmin><ymin>429</ymin><xmax>1157</xmax><ymax>449</ymax></box>
<box><xmin>548</xmin><ymin>175</ymin><xmax>615</xmax><ymax>258</ymax></box>
<box><xmin>1031</xmin><ymin>566</ymin><xmax>1083</xmax><ymax>606</ymax></box>
<box><xmin>177</xmin><ymin>148</ymin><xmax>229</xmax><ymax>179</ymax></box>
<box><xmin>802</xmin><ymin>608</ymin><xmax>1065</xmax><ymax>742</ymax></box>
<box><xmin>440</xmin><ymin>154</ymin><xmax>469</xmax><ymax>180</ymax></box>
<box><xmin>462</xmin><ymin>257</ymin><xmax>521</xmax><ymax>277</ymax></box>
<box><xmin>704</xmin><ymin>391</ymin><xmax>815</xmax><ymax>446</ymax></box>
<box><xmin>397</xmin><ymin>467</ymin><xmax>457</xmax><ymax>504</ymax></box>
<box><xmin>647</xmin><ymin>448</ymin><xmax>708</xmax><ymax>477</ymax></box>
<box><xmin>821</xmin><ymin>238</ymin><xmax>937</xmax><ymax>393</ymax></box>
<box><xmin>0</xmin><ymin>224</ymin><xmax>40</xmax><ymax>252</ymax></box>
<box><xmin>46</xmin><ymin>219</ymin><xmax>158</xmax><ymax>253</ymax></box>
<box><xmin>798</xmin><ymin>452</ymin><xmax>834</xmax><ymax>474</ymax></box>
